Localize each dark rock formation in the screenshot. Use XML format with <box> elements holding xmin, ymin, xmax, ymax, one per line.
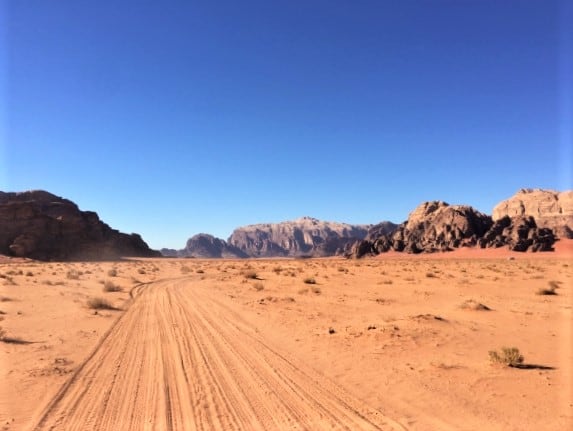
<box><xmin>347</xmin><ymin>200</ymin><xmax>557</xmax><ymax>258</ymax></box>
<box><xmin>478</xmin><ymin>216</ymin><xmax>555</xmax><ymax>252</ymax></box>
<box><xmin>493</xmin><ymin>189</ymin><xmax>573</xmax><ymax>238</ymax></box>
<box><xmin>0</xmin><ymin>190</ymin><xmax>160</xmax><ymax>261</ymax></box>
<box><xmin>227</xmin><ymin>216</ymin><xmax>371</xmax><ymax>257</ymax></box>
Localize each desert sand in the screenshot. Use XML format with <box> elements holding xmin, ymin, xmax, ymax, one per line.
<box><xmin>1</xmin><ymin>244</ymin><xmax>572</xmax><ymax>430</ymax></box>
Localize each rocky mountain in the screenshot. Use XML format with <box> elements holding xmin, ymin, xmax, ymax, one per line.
<box><xmin>0</xmin><ymin>190</ymin><xmax>160</xmax><ymax>261</ymax></box>
<box><xmin>493</xmin><ymin>189</ymin><xmax>573</xmax><ymax>238</ymax></box>
<box><xmin>227</xmin><ymin>216</ymin><xmax>371</xmax><ymax>257</ymax></box>
<box><xmin>170</xmin><ymin>234</ymin><xmax>247</xmax><ymax>258</ymax></box>
<box><xmin>347</xmin><ymin>199</ymin><xmax>557</xmax><ymax>258</ymax></box>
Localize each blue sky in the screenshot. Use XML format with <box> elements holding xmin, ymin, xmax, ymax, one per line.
<box><xmin>1</xmin><ymin>0</ymin><xmax>571</xmax><ymax>249</ymax></box>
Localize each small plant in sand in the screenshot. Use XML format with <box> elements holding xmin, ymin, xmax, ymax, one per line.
<box><xmin>460</xmin><ymin>299</ymin><xmax>490</xmax><ymax>311</ymax></box>
<box><xmin>66</xmin><ymin>269</ymin><xmax>81</xmax><ymax>280</ymax></box>
<box><xmin>536</xmin><ymin>282</ymin><xmax>558</xmax><ymax>296</ymax></box>
<box><xmin>196</xmin><ymin>269</ymin><xmax>205</xmax><ymax>274</ymax></box>
<box><xmin>303</xmin><ymin>277</ymin><xmax>316</xmax><ymax>285</ymax></box>
<box><xmin>489</xmin><ymin>347</ymin><xmax>524</xmax><ymax>367</ymax></box>
<box><xmin>87</xmin><ymin>297</ymin><xmax>116</xmax><ymax>310</ymax></box>
<box><xmin>107</xmin><ymin>268</ymin><xmax>118</xmax><ymax>277</ymax></box>
<box><xmin>243</xmin><ymin>270</ymin><xmax>259</xmax><ymax>280</ymax></box>
<box><xmin>103</xmin><ymin>280</ymin><xmax>123</xmax><ymax>292</ymax></box>
<box><xmin>180</xmin><ymin>265</ymin><xmax>192</xmax><ymax>274</ymax></box>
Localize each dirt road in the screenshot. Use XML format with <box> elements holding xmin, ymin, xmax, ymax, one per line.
<box><xmin>30</xmin><ymin>278</ymin><xmax>405</xmax><ymax>430</ymax></box>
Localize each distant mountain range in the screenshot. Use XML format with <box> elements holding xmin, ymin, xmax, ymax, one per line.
<box><xmin>1</xmin><ymin>188</ymin><xmax>571</xmax><ymax>261</ymax></box>
<box><xmin>161</xmin><ymin>217</ymin><xmax>396</xmax><ymax>258</ymax></box>
<box><xmin>166</xmin><ymin>189</ymin><xmax>573</xmax><ymax>258</ymax></box>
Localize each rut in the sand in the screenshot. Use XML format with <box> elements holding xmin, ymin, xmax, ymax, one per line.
<box><xmin>31</xmin><ymin>278</ymin><xmax>406</xmax><ymax>431</ymax></box>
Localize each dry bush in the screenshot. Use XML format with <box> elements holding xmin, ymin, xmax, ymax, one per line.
<box><xmin>66</xmin><ymin>269</ymin><xmax>81</xmax><ymax>280</ymax></box>
<box><xmin>311</xmin><ymin>286</ymin><xmax>321</xmax><ymax>295</ymax></box>
<box><xmin>196</xmin><ymin>269</ymin><xmax>205</xmax><ymax>274</ymax></box>
<box><xmin>460</xmin><ymin>299</ymin><xmax>491</xmax><ymax>311</ymax></box>
<box><xmin>180</xmin><ymin>265</ymin><xmax>192</xmax><ymax>274</ymax></box>
<box><xmin>138</xmin><ymin>268</ymin><xmax>146</xmax><ymax>275</ymax></box>
<box><xmin>243</xmin><ymin>270</ymin><xmax>259</xmax><ymax>280</ymax></box>
<box><xmin>86</xmin><ymin>297</ymin><xmax>116</xmax><ymax>310</ymax></box>
<box><xmin>107</xmin><ymin>268</ymin><xmax>118</xmax><ymax>277</ymax></box>
<box><xmin>536</xmin><ymin>283</ymin><xmax>557</xmax><ymax>295</ymax></box>
<box><xmin>426</xmin><ymin>272</ymin><xmax>437</xmax><ymax>278</ymax></box>
<box><xmin>103</xmin><ymin>280</ymin><xmax>123</xmax><ymax>292</ymax></box>
<box><xmin>489</xmin><ymin>347</ymin><xmax>524</xmax><ymax>367</ymax></box>
<box><xmin>303</xmin><ymin>277</ymin><xmax>316</xmax><ymax>284</ymax></box>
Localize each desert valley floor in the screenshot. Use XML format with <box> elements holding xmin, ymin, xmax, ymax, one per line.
<box><xmin>1</xmin><ymin>247</ymin><xmax>572</xmax><ymax>430</ymax></box>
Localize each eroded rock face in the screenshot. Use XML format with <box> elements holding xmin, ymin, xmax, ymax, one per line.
<box><xmin>227</xmin><ymin>216</ymin><xmax>371</xmax><ymax>257</ymax></box>
<box><xmin>478</xmin><ymin>216</ymin><xmax>555</xmax><ymax>252</ymax></box>
<box><xmin>178</xmin><ymin>234</ymin><xmax>247</xmax><ymax>258</ymax></box>
<box><xmin>347</xmin><ymin>199</ymin><xmax>557</xmax><ymax>258</ymax></box>
<box><xmin>0</xmin><ymin>190</ymin><xmax>160</xmax><ymax>261</ymax></box>
<box><xmin>374</xmin><ymin>201</ymin><xmax>494</xmax><ymax>255</ymax></box>
<box><xmin>493</xmin><ymin>189</ymin><xmax>573</xmax><ymax>238</ymax></box>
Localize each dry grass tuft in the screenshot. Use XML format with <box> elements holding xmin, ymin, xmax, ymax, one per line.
<box><xmin>460</xmin><ymin>299</ymin><xmax>491</xmax><ymax>311</ymax></box>
<box><xmin>536</xmin><ymin>282</ymin><xmax>557</xmax><ymax>295</ymax></box>
<box><xmin>489</xmin><ymin>347</ymin><xmax>524</xmax><ymax>367</ymax></box>
<box><xmin>103</xmin><ymin>280</ymin><xmax>123</xmax><ymax>292</ymax></box>
<box><xmin>86</xmin><ymin>297</ymin><xmax>116</xmax><ymax>310</ymax></box>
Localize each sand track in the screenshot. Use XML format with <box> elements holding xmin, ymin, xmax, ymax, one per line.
<box><xmin>30</xmin><ymin>278</ymin><xmax>405</xmax><ymax>431</ymax></box>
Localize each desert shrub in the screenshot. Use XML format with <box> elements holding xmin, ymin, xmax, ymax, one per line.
<box><xmin>253</xmin><ymin>282</ymin><xmax>264</xmax><ymax>291</ymax></box>
<box><xmin>138</xmin><ymin>268</ymin><xmax>146</xmax><ymax>275</ymax></box>
<box><xmin>67</xmin><ymin>269</ymin><xmax>81</xmax><ymax>280</ymax></box>
<box><xmin>103</xmin><ymin>280</ymin><xmax>122</xmax><ymax>292</ymax></box>
<box><xmin>86</xmin><ymin>297</ymin><xmax>115</xmax><ymax>310</ymax></box>
<box><xmin>426</xmin><ymin>272</ymin><xmax>436</xmax><ymax>278</ymax></box>
<box><xmin>460</xmin><ymin>299</ymin><xmax>490</xmax><ymax>311</ymax></box>
<box><xmin>536</xmin><ymin>283</ymin><xmax>557</xmax><ymax>295</ymax></box>
<box><xmin>25</xmin><ymin>271</ymin><xmax>34</xmax><ymax>277</ymax></box>
<box><xmin>243</xmin><ymin>270</ymin><xmax>259</xmax><ymax>280</ymax></box>
<box><xmin>489</xmin><ymin>347</ymin><xmax>524</xmax><ymax>367</ymax></box>
<box><xmin>303</xmin><ymin>277</ymin><xmax>316</xmax><ymax>284</ymax></box>
<box><xmin>311</xmin><ymin>286</ymin><xmax>321</xmax><ymax>295</ymax></box>
<box><xmin>196</xmin><ymin>269</ymin><xmax>205</xmax><ymax>274</ymax></box>
<box><xmin>180</xmin><ymin>265</ymin><xmax>192</xmax><ymax>274</ymax></box>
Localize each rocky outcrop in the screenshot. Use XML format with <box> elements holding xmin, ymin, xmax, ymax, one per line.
<box><xmin>478</xmin><ymin>216</ymin><xmax>555</xmax><ymax>252</ymax></box>
<box><xmin>365</xmin><ymin>221</ymin><xmax>398</xmax><ymax>240</ymax></box>
<box><xmin>176</xmin><ymin>234</ymin><xmax>247</xmax><ymax>258</ymax></box>
<box><xmin>347</xmin><ymin>199</ymin><xmax>558</xmax><ymax>258</ymax></box>
<box><xmin>493</xmin><ymin>189</ymin><xmax>573</xmax><ymax>238</ymax></box>
<box><xmin>0</xmin><ymin>190</ymin><xmax>160</xmax><ymax>261</ymax></box>
<box><xmin>227</xmin><ymin>216</ymin><xmax>371</xmax><ymax>257</ymax></box>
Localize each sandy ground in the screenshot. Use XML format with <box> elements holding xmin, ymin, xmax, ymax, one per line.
<box><xmin>0</xmin><ymin>244</ymin><xmax>572</xmax><ymax>430</ymax></box>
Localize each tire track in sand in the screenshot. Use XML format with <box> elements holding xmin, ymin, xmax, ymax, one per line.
<box><xmin>30</xmin><ymin>278</ymin><xmax>407</xmax><ymax>431</ymax></box>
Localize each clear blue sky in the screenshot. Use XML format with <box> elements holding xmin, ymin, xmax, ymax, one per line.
<box><xmin>1</xmin><ymin>0</ymin><xmax>572</xmax><ymax>249</ymax></box>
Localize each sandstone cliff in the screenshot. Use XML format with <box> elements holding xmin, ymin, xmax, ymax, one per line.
<box><xmin>0</xmin><ymin>190</ymin><xmax>160</xmax><ymax>261</ymax></box>
<box><xmin>493</xmin><ymin>189</ymin><xmax>573</xmax><ymax>238</ymax></box>
<box><xmin>227</xmin><ymin>216</ymin><xmax>371</xmax><ymax>257</ymax></box>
